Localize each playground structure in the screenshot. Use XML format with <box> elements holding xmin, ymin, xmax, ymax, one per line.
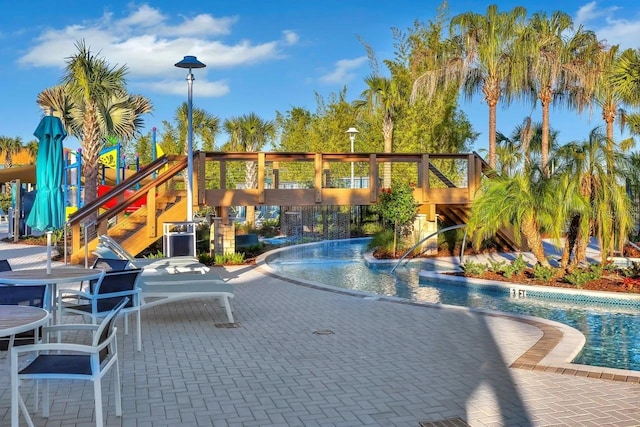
<box><xmin>3</xmin><ymin>141</ymin><xmax>160</xmax><ymax>241</ymax></box>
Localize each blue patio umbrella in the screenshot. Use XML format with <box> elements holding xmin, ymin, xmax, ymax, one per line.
<box><xmin>26</xmin><ymin>115</ymin><xmax>67</xmax><ymax>272</ymax></box>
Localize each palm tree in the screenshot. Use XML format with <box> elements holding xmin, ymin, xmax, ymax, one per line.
<box><xmin>610</xmin><ymin>48</ymin><xmax>640</xmax><ymax>138</ymax></box>
<box><xmin>516</xmin><ymin>11</ymin><xmax>578</xmax><ymax>175</ymax></box>
<box><xmin>222</xmin><ymin>113</ymin><xmax>275</xmax><ymax>224</ymax></box>
<box><xmin>0</xmin><ymin>136</ymin><xmax>24</xmax><ymax>169</ymax></box>
<box><xmin>174</xmin><ymin>102</ymin><xmax>219</xmax><ymax>152</ymax></box>
<box><xmin>496</xmin><ymin>118</ymin><xmax>561</xmax><ymax>174</ymax></box>
<box><xmin>0</xmin><ymin>136</ymin><xmax>24</xmax><ymax>195</ymax></box>
<box><xmin>357</xmin><ymin>75</ymin><xmax>405</xmax><ymax>188</ymax></box>
<box><xmin>37</xmin><ymin>40</ymin><xmax>152</xmax><ymax>211</ymax></box>
<box><xmin>553</xmin><ymin>128</ymin><xmax>632</xmax><ymax>264</ymax></box>
<box><xmin>467</xmin><ymin>167</ymin><xmax>564</xmax><ymax>267</ymax></box>
<box><xmin>414</xmin><ymin>5</ymin><xmax>527</xmax><ymax>169</ymax></box>
<box><xmin>25</xmin><ymin>140</ymin><xmax>39</xmax><ymax>160</ymax></box>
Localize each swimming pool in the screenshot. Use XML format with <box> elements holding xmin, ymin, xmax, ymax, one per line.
<box><xmin>264</xmin><ymin>238</ymin><xmax>640</xmax><ymax>372</ymax></box>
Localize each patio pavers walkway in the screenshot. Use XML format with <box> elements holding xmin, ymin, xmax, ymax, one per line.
<box><xmin>0</xmin><ymin>240</ymin><xmax>639</xmax><ymax>426</ymax></box>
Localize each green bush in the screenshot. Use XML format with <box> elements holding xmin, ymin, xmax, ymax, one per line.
<box><xmin>487</xmin><ymin>260</ymin><xmax>507</xmax><ymax>273</ymax></box>
<box><xmin>144</xmin><ymin>250</ymin><xmax>164</xmax><ymax>259</ymax></box>
<box><xmin>461</xmin><ymin>261</ymin><xmax>487</xmax><ymax>276</ymax></box>
<box><xmin>564</xmin><ymin>264</ymin><xmax>601</xmax><ymax>287</ymax></box>
<box><xmin>503</xmin><ymin>255</ymin><xmax>527</xmax><ymax>278</ymax></box>
<box><xmin>532</xmin><ymin>264</ymin><xmax>555</xmax><ymax>281</ymax></box>
<box><xmin>367</xmin><ymin>229</ymin><xmax>395</xmax><ymax>252</ymax></box>
<box><xmin>259</xmin><ymin>219</ymin><xmax>279</xmax><ymax>237</ymax></box>
<box><xmin>0</xmin><ymin>193</ymin><xmax>11</xmax><ymax>213</ymax></box>
<box><xmin>214</xmin><ymin>252</ymin><xmax>245</xmax><ymax>265</ymax></box>
<box><xmin>198</xmin><ymin>253</ymin><xmax>214</xmax><ymax>265</ymax></box>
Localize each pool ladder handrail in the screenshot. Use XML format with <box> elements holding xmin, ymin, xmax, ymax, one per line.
<box><xmin>390</xmin><ymin>224</ymin><xmax>468</xmax><ymax>273</ymax></box>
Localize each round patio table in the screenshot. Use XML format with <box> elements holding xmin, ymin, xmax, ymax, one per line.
<box><xmin>0</xmin><ymin>305</ymin><xmax>49</xmax><ymax>338</ymax></box>
<box><xmin>0</xmin><ymin>268</ymin><xmax>103</xmax><ymax>324</ymax></box>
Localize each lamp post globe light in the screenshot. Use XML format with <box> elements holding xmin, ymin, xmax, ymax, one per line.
<box><xmin>174</xmin><ymin>55</ymin><xmax>206</xmax><ymax>222</ymax></box>
<box><xmin>345</xmin><ymin>127</ymin><xmax>359</xmax><ymax>189</ymax></box>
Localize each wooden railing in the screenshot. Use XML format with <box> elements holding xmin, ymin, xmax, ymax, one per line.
<box><xmin>67</xmin><ymin>151</ymin><xmax>491</xmax><ymax>258</ymax></box>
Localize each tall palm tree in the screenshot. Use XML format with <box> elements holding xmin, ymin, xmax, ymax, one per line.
<box><xmin>414</xmin><ymin>5</ymin><xmax>527</xmax><ymax>169</ymax></box>
<box><xmin>516</xmin><ymin>11</ymin><xmax>579</xmax><ymax>175</ymax></box>
<box><xmin>37</xmin><ymin>40</ymin><xmax>152</xmax><ymax>210</ymax></box>
<box><xmin>357</xmin><ymin>75</ymin><xmax>405</xmax><ymax>187</ymax></box>
<box><xmin>222</xmin><ymin>113</ymin><xmax>275</xmax><ymax>224</ymax></box>
<box><xmin>611</xmin><ymin>48</ymin><xmax>640</xmax><ymax>138</ymax></box>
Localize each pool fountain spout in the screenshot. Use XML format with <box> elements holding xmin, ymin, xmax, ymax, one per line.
<box><xmin>390</xmin><ymin>224</ymin><xmax>468</xmax><ymax>273</ymax></box>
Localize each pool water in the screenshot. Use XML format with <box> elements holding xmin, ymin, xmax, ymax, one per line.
<box><xmin>265</xmin><ymin>238</ymin><xmax>640</xmax><ymax>372</ymax></box>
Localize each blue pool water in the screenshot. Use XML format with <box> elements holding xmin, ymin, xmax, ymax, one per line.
<box><xmin>265</xmin><ymin>238</ymin><xmax>640</xmax><ymax>372</ymax></box>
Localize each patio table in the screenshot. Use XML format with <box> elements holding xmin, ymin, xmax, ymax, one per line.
<box><xmin>0</xmin><ymin>268</ymin><xmax>103</xmax><ymax>324</ymax></box>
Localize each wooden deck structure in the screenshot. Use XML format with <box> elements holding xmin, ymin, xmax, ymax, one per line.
<box><xmin>67</xmin><ymin>151</ymin><xmax>496</xmax><ymax>263</ymax></box>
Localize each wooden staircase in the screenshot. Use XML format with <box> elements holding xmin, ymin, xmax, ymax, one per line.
<box><xmin>67</xmin><ymin>155</ymin><xmax>191</xmax><ymax>264</ymax></box>
<box><xmin>93</xmin><ymin>191</ymin><xmax>188</xmax><ymax>257</ymax></box>
<box><xmin>437</xmin><ymin>204</ymin><xmax>522</xmax><ymax>250</ymax></box>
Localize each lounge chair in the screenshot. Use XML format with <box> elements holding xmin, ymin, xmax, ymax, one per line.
<box><xmin>138</xmin><ymin>273</ymin><xmax>235</xmax><ymax>324</ymax></box>
<box><xmin>94</xmin><ymin>235</ymin><xmax>210</xmax><ymax>274</ymax></box>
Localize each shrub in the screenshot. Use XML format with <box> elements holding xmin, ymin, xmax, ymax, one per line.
<box><xmin>259</xmin><ymin>219</ymin><xmax>280</xmax><ymax>237</ymax></box>
<box><xmin>487</xmin><ymin>260</ymin><xmax>507</xmax><ymax>273</ymax></box>
<box><xmin>564</xmin><ymin>264</ymin><xmax>601</xmax><ymax>287</ymax></box>
<box><xmin>198</xmin><ymin>253</ymin><xmax>214</xmax><ymax>265</ymax></box>
<box><xmin>532</xmin><ymin>264</ymin><xmax>555</xmax><ymax>281</ymax></box>
<box><xmin>461</xmin><ymin>261</ymin><xmax>487</xmax><ymax>276</ymax></box>
<box><xmin>214</xmin><ymin>252</ymin><xmax>245</xmax><ymax>265</ymax></box>
<box><xmin>511</xmin><ymin>255</ymin><xmax>528</xmax><ymax>274</ymax></box>
<box><xmin>367</xmin><ymin>229</ymin><xmax>395</xmax><ymax>252</ymax></box>
<box><xmin>144</xmin><ymin>250</ymin><xmax>164</xmax><ymax>259</ymax></box>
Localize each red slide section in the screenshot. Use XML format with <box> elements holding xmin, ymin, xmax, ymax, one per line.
<box><xmin>98</xmin><ymin>185</ymin><xmax>146</xmax><ymax>213</ymax></box>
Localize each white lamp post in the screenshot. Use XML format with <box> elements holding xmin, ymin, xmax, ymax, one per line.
<box><xmin>175</xmin><ymin>55</ymin><xmax>206</xmax><ymax>221</ymax></box>
<box><xmin>345</xmin><ymin>127</ymin><xmax>359</xmax><ymax>188</ymax></box>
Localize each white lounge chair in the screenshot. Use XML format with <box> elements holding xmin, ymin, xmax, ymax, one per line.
<box><xmin>138</xmin><ymin>273</ymin><xmax>235</xmax><ymax>324</ymax></box>
<box><xmin>94</xmin><ymin>235</ymin><xmax>210</xmax><ymax>274</ymax></box>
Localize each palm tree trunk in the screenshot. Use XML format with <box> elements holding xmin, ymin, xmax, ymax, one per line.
<box><xmin>521</xmin><ymin>215</ymin><xmax>550</xmax><ymax>267</ymax></box>
<box><xmin>487</xmin><ymin>100</ymin><xmax>497</xmax><ymax>169</ymax></box>
<box><xmin>81</xmin><ymin>105</ymin><xmax>102</xmax><ymax>239</ymax></box>
<box><xmin>541</xmin><ymin>97</ymin><xmax>550</xmax><ymax>177</ymax></box>
<box><xmin>560</xmin><ymin>215</ymin><xmax>580</xmax><ymax>268</ymax></box>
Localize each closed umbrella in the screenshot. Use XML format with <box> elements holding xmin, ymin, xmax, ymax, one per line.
<box><xmin>26</xmin><ymin>115</ymin><xmax>67</xmax><ymax>273</ymax></box>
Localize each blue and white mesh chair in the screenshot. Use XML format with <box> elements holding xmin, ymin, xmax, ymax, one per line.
<box><xmin>10</xmin><ymin>298</ymin><xmax>128</xmax><ymax>427</ymax></box>
<box><xmin>58</xmin><ymin>269</ymin><xmax>143</xmax><ymax>352</ymax></box>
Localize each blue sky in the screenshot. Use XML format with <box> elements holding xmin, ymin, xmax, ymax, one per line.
<box><xmin>1</xmin><ymin>1</ymin><xmax>639</xmax><ymax>155</ymax></box>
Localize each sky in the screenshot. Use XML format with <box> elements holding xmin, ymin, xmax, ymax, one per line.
<box><xmin>1</xmin><ymin>0</ymin><xmax>639</xmax><ymax>156</ymax></box>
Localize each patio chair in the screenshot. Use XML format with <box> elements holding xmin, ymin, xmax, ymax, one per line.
<box><xmin>10</xmin><ymin>298</ymin><xmax>128</xmax><ymax>427</ymax></box>
<box><xmin>0</xmin><ymin>259</ymin><xmax>12</xmax><ymax>272</ymax></box>
<box><xmin>91</xmin><ymin>257</ymin><xmax>130</xmax><ymax>271</ymax></box>
<box><xmin>0</xmin><ymin>284</ymin><xmax>48</xmax><ymax>351</ymax></box>
<box><xmin>58</xmin><ymin>269</ymin><xmax>143</xmax><ymax>352</ymax></box>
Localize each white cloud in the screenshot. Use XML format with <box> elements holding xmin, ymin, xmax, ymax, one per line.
<box><xmin>17</xmin><ymin>5</ymin><xmax>288</xmax><ymax>97</ymax></box>
<box><xmin>282</xmin><ymin>30</ymin><xmax>299</xmax><ymax>46</ymax></box>
<box><xmin>319</xmin><ymin>56</ymin><xmax>367</xmax><ymax>85</ymax></box>
<box><xmin>574</xmin><ymin>2</ymin><xmax>640</xmax><ymax>49</ymax></box>
<box><xmin>145</xmin><ymin>79</ymin><xmax>230</xmax><ymax>97</ymax></box>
